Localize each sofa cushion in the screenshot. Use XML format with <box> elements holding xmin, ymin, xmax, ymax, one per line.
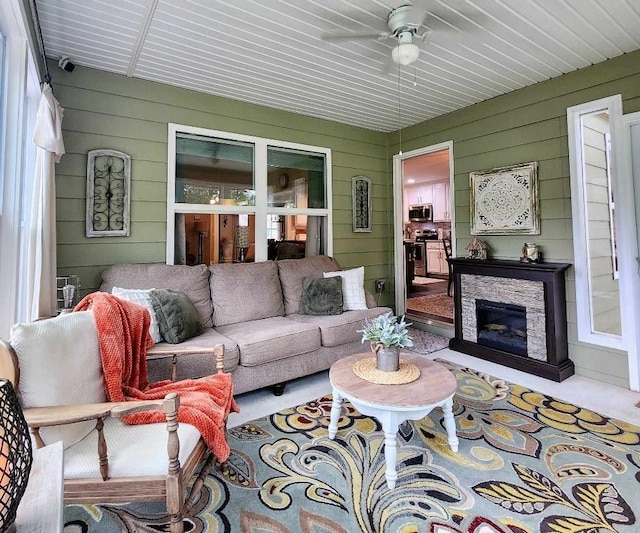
<box><xmin>299</xmin><ymin>276</ymin><xmax>343</xmax><ymax>316</ymax></box>
<box><xmin>10</xmin><ymin>311</ymin><xmax>106</xmax><ymax>449</ymax></box>
<box><xmin>101</xmin><ymin>263</ymin><xmax>213</xmax><ymax>328</ymax></box>
<box><xmin>277</xmin><ymin>255</ymin><xmax>341</xmax><ymax>315</ymax></box>
<box><xmin>111</xmin><ymin>287</ymin><xmax>162</xmax><ymax>343</ymax></box>
<box><xmin>149</xmin><ymin>289</ymin><xmax>203</xmax><ymax>344</ymax></box>
<box><xmin>286</xmin><ymin>306</ymin><xmax>393</xmax><ymax>347</ymax></box>
<box><xmin>323</xmin><ymin>266</ymin><xmax>367</xmax><ymax>310</ymax></box>
<box><xmin>216</xmin><ymin>317</ymin><xmax>321</xmax><ymax>367</ymax></box>
<box><xmin>209</xmin><ymin>262</ymin><xmax>284</xmax><ymax>326</ymax></box>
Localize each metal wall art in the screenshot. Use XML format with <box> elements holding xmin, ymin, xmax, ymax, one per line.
<box><xmin>470</xmin><ymin>161</ymin><xmax>539</xmax><ymax>235</ymax></box>
<box><xmin>352</xmin><ymin>175</ymin><xmax>372</xmax><ymax>232</ymax></box>
<box><xmin>86</xmin><ymin>149</ymin><xmax>131</xmax><ymax>237</ymax></box>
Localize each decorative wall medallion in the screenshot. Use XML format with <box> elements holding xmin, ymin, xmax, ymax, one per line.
<box><xmin>352</xmin><ymin>175</ymin><xmax>372</xmax><ymax>232</ymax></box>
<box><xmin>86</xmin><ymin>149</ymin><xmax>131</xmax><ymax>237</ymax></box>
<box><xmin>470</xmin><ymin>161</ymin><xmax>539</xmax><ymax>235</ymax></box>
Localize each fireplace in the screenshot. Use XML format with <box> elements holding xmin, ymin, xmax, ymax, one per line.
<box><xmin>449</xmin><ymin>259</ymin><xmax>573</xmax><ymax>381</ymax></box>
<box><xmin>476</xmin><ymin>300</ymin><xmax>527</xmax><ymax>357</ymax></box>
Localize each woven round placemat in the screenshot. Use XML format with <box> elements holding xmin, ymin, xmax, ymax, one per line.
<box><xmin>352</xmin><ymin>357</ymin><xmax>421</xmax><ymax>385</ymax></box>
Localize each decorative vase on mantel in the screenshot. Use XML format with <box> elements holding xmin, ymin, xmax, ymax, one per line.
<box><xmin>372</xmin><ymin>344</ymin><xmax>400</xmax><ymax>372</ymax></box>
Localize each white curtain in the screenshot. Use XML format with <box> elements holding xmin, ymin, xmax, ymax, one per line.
<box><xmin>26</xmin><ymin>83</ymin><xmax>65</xmax><ymax>320</ymax></box>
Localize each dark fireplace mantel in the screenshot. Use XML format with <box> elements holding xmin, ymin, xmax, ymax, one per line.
<box><xmin>449</xmin><ymin>258</ymin><xmax>574</xmax><ymax>381</ymax></box>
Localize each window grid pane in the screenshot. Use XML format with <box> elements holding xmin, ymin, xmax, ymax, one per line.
<box><xmin>170</xmin><ymin>126</ymin><xmax>330</xmax><ymax>264</ymax></box>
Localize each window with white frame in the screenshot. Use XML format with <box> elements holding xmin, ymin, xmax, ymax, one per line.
<box><xmin>167</xmin><ymin>124</ymin><xmax>332</xmax><ymax>265</ymax></box>
<box><xmin>0</xmin><ymin>2</ymin><xmax>42</xmax><ymax>337</ymax></box>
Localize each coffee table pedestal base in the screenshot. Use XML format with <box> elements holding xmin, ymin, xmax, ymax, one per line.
<box><xmin>328</xmin><ymin>388</ymin><xmax>459</xmax><ymax>489</ymax></box>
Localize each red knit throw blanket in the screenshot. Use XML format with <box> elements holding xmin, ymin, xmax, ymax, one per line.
<box><xmin>75</xmin><ymin>292</ymin><xmax>238</xmax><ymax>462</ymax></box>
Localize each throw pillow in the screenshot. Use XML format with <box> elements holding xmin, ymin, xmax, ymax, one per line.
<box><xmin>10</xmin><ymin>311</ymin><xmax>106</xmax><ymax>449</ymax></box>
<box><xmin>299</xmin><ymin>276</ymin><xmax>343</xmax><ymax>316</ymax></box>
<box><xmin>149</xmin><ymin>289</ymin><xmax>203</xmax><ymax>344</ymax></box>
<box><xmin>111</xmin><ymin>287</ymin><xmax>162</xmax><ymax>344</ymax></box>
<box><xmin>323</xmin><ymin>266</ymin><xmax>368</xmax><ymax>310</ymax></box>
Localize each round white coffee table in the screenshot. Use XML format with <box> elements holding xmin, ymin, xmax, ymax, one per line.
<box><xmin>328</xmin><ymin>352</ymin><xmax>458</xmax><ymax>489</ymax></box>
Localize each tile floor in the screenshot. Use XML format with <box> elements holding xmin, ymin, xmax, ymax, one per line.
<box><xmin>229</xmin><ymin>347</ymin><xmax>640</xmax><ymax>428</ymax></box>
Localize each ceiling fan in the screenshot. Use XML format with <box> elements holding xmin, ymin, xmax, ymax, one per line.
<box><xmin>322</xmin><ymin>5</ymin><xmax>430</xmax><ymax>66</ymax></box>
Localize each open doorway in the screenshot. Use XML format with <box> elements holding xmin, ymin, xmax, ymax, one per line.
<box><xmin>393</xmin><ymin>142</ymin><xmax>455</xmax><ymax>327</ymax></box>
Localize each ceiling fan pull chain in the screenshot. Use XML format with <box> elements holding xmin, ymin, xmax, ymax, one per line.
<box><xmin>398</xmin><ymin>64</ymin><xmax>403</xmax><ymax>154</ymax></box>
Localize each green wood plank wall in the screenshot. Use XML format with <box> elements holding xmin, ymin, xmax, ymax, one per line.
<box><xmin>389</xmin><ymin>50</ymin><xmax>640</xmax><ymax>387</ymax></box>
<box><xmin>52</xmin><ymin>49</ymin><xmax>640</xmax><ymax>387</ymax></box>
<box><xmin>51</xmin><ymin>64</ymin><xmax>394</xmax><ymax>306</ymax></box>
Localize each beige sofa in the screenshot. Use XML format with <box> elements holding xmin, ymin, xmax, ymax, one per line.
<box><xmin>100</xmin><ymin>256</ymin><xmax>391</xmax><ymax>395</ymax></box>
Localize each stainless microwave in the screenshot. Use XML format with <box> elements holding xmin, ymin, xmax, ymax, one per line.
<box><xmin>409</xmin><ymin>204</ymin><xmax>432</xmax><ymax>221</ymax></box>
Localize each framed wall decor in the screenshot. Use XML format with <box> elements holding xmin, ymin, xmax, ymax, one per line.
<box><xmin>470</xmin><ymin>161</ymin><xmax>540</xmax><ymax>235</ymax></box>
<box><xmin>352</xmin><ymin>175</ymin><xmax>372</xmax><ymax>232</ymax></box>
<box><xmin>86</xmin><ymin>149</ymin><xmax>131</xmax><ymax>237</ymax></box>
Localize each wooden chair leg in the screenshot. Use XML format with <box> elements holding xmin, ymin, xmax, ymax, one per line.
<box><xmin>182</xmin><ymin>451</ymin><xmax>216</xmax><ymax>517</ymax></box>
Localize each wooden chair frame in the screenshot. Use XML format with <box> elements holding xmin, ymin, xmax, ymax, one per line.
<box><xmin>0</xmin><ymin>340</ymin><xmax>228</xmax><ymax>533</ymax></box>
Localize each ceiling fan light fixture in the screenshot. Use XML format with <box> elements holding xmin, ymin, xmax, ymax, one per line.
<box><xmin>392</xmin><ymin>42</ymin><xmax>420</xmax><ymax>66</ymax></box>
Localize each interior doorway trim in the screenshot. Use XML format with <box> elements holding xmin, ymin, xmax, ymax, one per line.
<box><xmin>393</xmin><ymin>141</ymin><xmax>454</xmax><ymax>317</ymax></box>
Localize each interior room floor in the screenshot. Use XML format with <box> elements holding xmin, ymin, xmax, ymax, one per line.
<box><xmin>406</xmin><ymin>278</ymin><xmax>453</xmax><ymax>324</ymax></box>
<box><xmin>229</xmin><ymin>347</ymin><xmax>640</xmax><ymax>428</ymax></box>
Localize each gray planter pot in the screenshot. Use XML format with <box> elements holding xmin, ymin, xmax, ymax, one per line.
<box><xmin>376</xmin><ymin>347</ymin><xmax>400</xmax><ymax>372</ymax></box>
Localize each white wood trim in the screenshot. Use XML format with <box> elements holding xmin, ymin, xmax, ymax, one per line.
<box><xmin>618</xmin><ymin>111</ymin><xmax>640</xmax><ymax>391</ymax></box>
<box><xmin>165</xmin><ymin>123</ymin><xmax>178</xmax><ymax>264</ymax></box>
<box><xmin>393</xmin><ymin>154</ymin><xmax>406</xmax><ymax>315</ymax></box>
<box><xmin>254</xmin><ymin>138</ymin><xmax>268</xmax><ymax>262</ymax></box>
<box><xmin>166</xmin><ymin>123</ymin><xmax>332</xmax><ymax>264</ymax></box>
<box><xmin>0</xmin><ymin>0</ymin><xmax>40</xmax><ymax>336</ymax></box>
<box><xmin>567</xmin><ymin>95</ymin><xmax>626</xmax><ymax>351</ymax></box>
<box><xmin>393</xmin><ymin>141</ymin><xmax>455</xmax><ymax>317</ymax></box>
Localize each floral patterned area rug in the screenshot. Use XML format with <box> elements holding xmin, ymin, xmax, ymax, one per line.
<box><xmin>63</xmin><ymin>361</ymin><xmax>640</xmax><ymax>533</ymax></box>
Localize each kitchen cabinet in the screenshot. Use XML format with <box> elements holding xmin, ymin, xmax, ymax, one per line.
<box><xmin>426</xmin><ymin>241</ymin><xmax>448</xmax><ymax>275</ymax></box>
<box><xmin>432</xmin><ymin>182</ymin><xmax>451</xmax><ymax>221</ymax></box>
<box><xmin>406</xmin><ymin>185</ymin><xmax>432</xmax><ymax>206</ymax></box>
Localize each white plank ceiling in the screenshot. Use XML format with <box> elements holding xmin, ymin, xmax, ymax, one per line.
<box><xmin>35</xmin><ymin>0</ymin><xmax>640</xmax><ymax>132</ymax></box>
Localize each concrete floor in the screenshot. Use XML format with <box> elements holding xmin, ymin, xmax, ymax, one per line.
<box><xmin>229</xmin><ymin>346</ymin><xmax>640</xmax><ymax>428</ymax></box>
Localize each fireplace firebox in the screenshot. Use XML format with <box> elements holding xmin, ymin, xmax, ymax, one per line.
<box><xmin>449</xmin><ymin>258</ymin><xmax>573</xmax><ymax>382</ymax></box>
<box><xmin>476</xmin><ymin>300</ymin><xmax>527</xmax><ymax>357</ymax></box>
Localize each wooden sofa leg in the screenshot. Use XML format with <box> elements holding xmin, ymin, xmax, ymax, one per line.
<box><xmin>272</xmin><ymin>382</ymin><xmax>286</xmax><ymax>396</ymax></box>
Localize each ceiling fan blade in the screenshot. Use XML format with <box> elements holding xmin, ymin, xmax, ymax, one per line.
<box><xmin>418</xmin><ymin>29</ymin><xmax>432</xmax><ymax>43</ymax></box>
<box><xmin>321</xmin><ymin>30</ymin><xmax>391</xmax><ymax>41</ymax></box>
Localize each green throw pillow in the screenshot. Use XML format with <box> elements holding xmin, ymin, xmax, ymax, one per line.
<box><xmin>299</xmin><ymin>276</ymin><xmax>343</xmax><ymax>316</ymax></box>
<box><xmin>149</xmin><ymin>289</ymin><xmax>203</xmax><ymax>343</ymax></box>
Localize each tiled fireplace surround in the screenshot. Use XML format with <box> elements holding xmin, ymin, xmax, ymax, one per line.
<box><xmin>449</xmin><ymin>259</ymin><xmax>574</xmax><ymax>381</ymax></box>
